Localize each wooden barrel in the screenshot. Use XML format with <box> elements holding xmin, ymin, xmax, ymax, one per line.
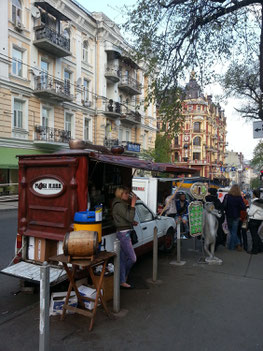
<box><xmin>63</xmin><ymin>230</ymin><xmax>98</xmax><ymax>257</ymax></box>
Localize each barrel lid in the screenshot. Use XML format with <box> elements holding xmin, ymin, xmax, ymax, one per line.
<box><xmin>74</xmin><ymin>211</ymin><xmax>95</xmax><ymax>222</ymax></box>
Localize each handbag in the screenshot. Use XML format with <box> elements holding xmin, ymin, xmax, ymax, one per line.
<box><xmin>130</xmin><ymin>229</ymin><xmax>138</xmax><ymax>245</ymax></box>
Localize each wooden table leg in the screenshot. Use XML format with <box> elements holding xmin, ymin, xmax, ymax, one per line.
<box><xmin>88</xmin><ymin>259</ymin><xmax>110</xmax><ymax>331</ymax></box>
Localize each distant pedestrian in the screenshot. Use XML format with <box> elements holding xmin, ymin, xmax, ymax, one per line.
<box><xmin>205</xmin><ymin>187</ymin><xmax>226</xmax><ymax>248</ymax></box>
<box><xmin>223</xmin><ymin>184</ymin><xmax>246</xmax><ymax>251</ymax></box>
<box><xmin>237</xmin><ymin>192</ymin><xmax>249</xmax><ymax>251</ymax></box>
<box><xmin>247</xmin><ymin>189</ymin><xmax>263</xmax><ymax>254</ymax></box>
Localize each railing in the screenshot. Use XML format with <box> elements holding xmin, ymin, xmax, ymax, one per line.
<box><xmin>34</xmin><ymin>125</ymin><xmax>71</xmax><ymax>143</ymax></box>
<box><xmin>0</xmin><ymin>183</ymin><xmax>18</xmax><ymax>197</ymax></box>
<box><xmin>104</xmin><ymin>100</ymin><xmax>122</xmax><ymax>114</ymax></box>
<box><xmin>34</xmin><ymin>75</ymin><xmax>72</xmax><ymax>99</ymax></box>
<box><xmin>121</xmin><ymin>110</ymin><xmax>141</xmax><ymax>123</ymax></box>
<box><xmin>119</xmin><ymin>76</ymin><xmax>141</xmax><ymax>92</ymax></box>
<box><xmin>105</xmin><ymin>65</ymin><xmax>121</xmax><ymax>79</ymax></box>
<box><xmin>35</xmin><ymin>26</ymin><xmax>70</xmax><ymax>52</ymax></box>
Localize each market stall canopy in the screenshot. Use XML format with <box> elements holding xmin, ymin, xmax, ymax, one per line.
<box><xmin>152</xmin><ymin>162</ymin><xmax>197</xmax><ymax>174</ymax></box>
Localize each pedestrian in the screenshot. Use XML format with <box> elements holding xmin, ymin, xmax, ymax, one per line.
<box><xmin>247</xmin><ymin>189</ymin><xmax>263</xmax><ymax>254</ymax></box>
<box><xmin>223</xmin><ymin>184</ymin><xmax>246</xmax><ymax>251</ymax></box>
<box><xmin>175</xmin><ymin>192</ymin><xmax>189</xmax><ymax>234</ymax></box>
<box><xmin>164</xmin><ymin>191</ymin><xmax>177</xmax><ymax>218</ymax></box>
<box><xmin>112</xmin><ymin>186</ymin><xmax>137</xmax><ymax>288</ymax></box>
<box><xmin>237</xmin><ymin>192</ymin><xmax>249</xmax><ymax>251</ymax></box>
<box><xmin>205</xmin><ymin>187</ymin><xmax>226</xmax><ymax>248</ymax></box>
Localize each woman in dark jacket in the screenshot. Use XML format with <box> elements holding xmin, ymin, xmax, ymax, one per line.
<box><xmin>112</xmin><ymin>186</ymin><xmax>137</xmax><ymax>288</ymax></box>
<box><xmin>224</xmin><ymin>184</ymin><xmax>246</xmax><ymax>250</ymax></box>
<box><xmin>205</xmin><ymin>187</ymin><xmax>226</xmax><ymax>248</ymax></box>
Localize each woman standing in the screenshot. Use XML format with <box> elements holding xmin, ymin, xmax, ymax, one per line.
<box><xmin>247</xmin><ymin>189</ymin><xmax>263</xmax><ymax>254</ymax></box>
<box><xmin>224</xmin><ymin>184</ymin><xmax>246</xmax><ymax>250</ymax></box>
<box><xmin>112</xmin><ymin>186</ymin><xmax>137</xmax><ymax>288</ymax></box>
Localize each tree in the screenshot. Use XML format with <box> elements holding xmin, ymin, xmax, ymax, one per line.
<box><xmin>124</xmin><ymin>0</ymin><xmax>263</xmax><ymax>125</ymax></box>
<box><xmin>141</xmin><ymin>134</ymin><xmax>172</xmax><ymax>162</ymax></box>
<box><xmin>250</xmin><ymin>141</ymin><xmax>263</xmax><ymax>170</ymax></box>
<box><xmin>221</xmin><ymin>61</ymin><xmax>261</xmax><ymax>119</ymax></box>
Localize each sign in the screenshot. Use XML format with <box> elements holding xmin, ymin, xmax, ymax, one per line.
<box><xmin>32</xmin><ymin>178</ymin><xmax>64</xmax><ymax>196</ymax></box>
<box><xmin>253</xmin><ymin>121</ymin><xmax>263</xmax><ymax>139</ymax></box>
<box><xmin>188</xmin><ymin>201</ymin><xmax>203</xmax><ymax>237</ymax></box>
<box><xmin>126</xmin><ymin>142</ymin><xmax>140</xmax><ymax>152</ymax></box>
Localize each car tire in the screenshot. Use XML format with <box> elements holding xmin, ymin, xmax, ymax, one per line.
<box><xmin>162</xmin><ymin>228</ymin><xmax>175</xmax><ymax>253</ymax></box>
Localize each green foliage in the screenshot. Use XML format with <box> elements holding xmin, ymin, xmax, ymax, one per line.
<box><xmin>251</xmin><ymin>141</ymin><xmax>263</xmax><ymax>170</ymax></box>
<box><xmin>250</xmin><ymin>177</ymin><xmax>261</xmax><ymax>189</ymax></box>
<box><xmin>141</xmin><ymin>134</ymin><xmax>171</xmax><ymax>163</ymax></box>
<box><xmin>123</xmin><ymin>0</ymin><xmax>263</xmax><ymax>122</ymax></box>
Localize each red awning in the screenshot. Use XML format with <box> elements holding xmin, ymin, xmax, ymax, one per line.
<box><xmin>89</xmin><ymin>153</ymin><xmax>195</xmax><ymax>174</ymax></box>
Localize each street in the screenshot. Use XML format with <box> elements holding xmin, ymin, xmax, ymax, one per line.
<box><xmin>0</xmin><ymin>210</ymin><xmax>39</xmax><ymax>323</ymax></box>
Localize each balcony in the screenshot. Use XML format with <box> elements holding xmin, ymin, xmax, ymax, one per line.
<box><xmin>34</xmin><ymin>26</ymin><xmax>71</xmax><ymax>58</ymax></box>
<box><xmin>104</xmin><ymin>138</ymin><xmax>141</xmax><ymax>153</ymax></box>
<box><xmin>121</xmin><ymin>111</ymin><xmax>141</xmax><ymax>124</ymax></box>
<box><xmin>103</xmin><ymin>100</ymin><xmax>122</xmax><ymax>118</ymax></box>
<box><xmin>34</xmin><ymin>125</ymin><xmax>71</xmax><ymax>144</ymax></box>
<box><xmin>118</xmin><ymin>76</ymin><xmax>141</xmax><ymax>95</ymax></box>
<box><xmin>189</xmin><ymin>160</ymin><xmax>207</xmax><ymax>165</ymax></box>
<box><xmin>105</xmin><ymin>65</ymin><xmax>120</xmax><ymax>83</ymax></box>
<box><xmin>34</xmin><ymin>76</ymin><xmax>73</xmax><ymax>102</ymax></box>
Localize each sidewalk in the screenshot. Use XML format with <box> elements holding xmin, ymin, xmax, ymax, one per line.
<box><xmin>0</xmin><ymin>200</ymin><xmax>18</xmax><ymax>211</ymax></box>
<box><xmin>0</xmin><ymin>239</ymin><xmax>262</xmax><ymax>351</ymax></box>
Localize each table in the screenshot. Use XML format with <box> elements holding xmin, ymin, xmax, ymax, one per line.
<box><xmin>50</xmin><ymin>251</ymin><xmax>116</xmax><ymax>331</ymax></box>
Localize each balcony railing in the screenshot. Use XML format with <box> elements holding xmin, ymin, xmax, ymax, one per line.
<box><xmin>118</xmin><ymin>76</ymin><xmax>141</xmax><ymax>95</ymax></box>
<box><xmin>34</xmin><ymin>26</ymin><xmax>71</xmax><ymax>57</ymax></box>
<box><xmin>104</xmin><ymin>138</ymin><xmax>141</xmax><ymax>152</ymax></box>
<box><xmin>121</xmin><ymin>110</ymin><xmax>141</xmax><ymax>124</ymax></box>
<box><xmin>34</xmin><ymin>125</ymin><xmax>71</xmax><ymax>144</ymax></box>
<box><xmin>34</xmin><ymin>76</ymin><xmax>73</xmax><ymax>102</ymax></box>
<box><xmin>103</xmin><ymin>99</ymin><xmax>122</xmax><ymax>117</ymax></box>
<box><xmin>105</xmin><ymin>65</ymin><xmax>121</xmax><ymax>83</ymax></box>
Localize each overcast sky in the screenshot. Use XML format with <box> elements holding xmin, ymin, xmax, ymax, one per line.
<box><xmin>76</xmin><ymin>0</ymin><xmax>260</xmax><ymax>161</ymax></box>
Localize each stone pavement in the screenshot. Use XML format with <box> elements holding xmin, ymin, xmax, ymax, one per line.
<box><xmin>0</xmin><ymin>239</ymin><xmax>262</xmax><ymax>351</ymax></box>
<box><xmin>0</xmin><ymin>200</ymin><xmax>18</xmax><ymax>211</ymax></box>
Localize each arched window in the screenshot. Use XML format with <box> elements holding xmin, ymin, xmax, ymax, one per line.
<box><xmin>12</xmin><ymin>0</ymin><xmax>22</xmax><ymax>24</ymax></box>
<box><xmin>63</xmin><ymin>28</ymin><xmax>70</xmax><ymax>40</ymax></box>
<box><xmin>193</xmin><ymin>122</ymin><xmax>201</xmax><ymax>132</ymax></box>
<box><xmin>83</xmin><ymin>40</ymin><xmax>89</xmax><ymax>63</ymax></box>
<box><xmin>193</xmin><ymin>136</ymin><xmax>201</xmax><ymax>146</ymax></box>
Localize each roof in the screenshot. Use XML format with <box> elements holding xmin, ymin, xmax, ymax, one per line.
<box><xmin>18</xmin><ymin>149</ymin><xmax>195</xmax><ymax>175</ymax></box>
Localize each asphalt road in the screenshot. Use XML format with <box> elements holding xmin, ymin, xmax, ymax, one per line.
<box><xmin>0</xmin><ymin>210</ymin><xmax>39</xmax><ymax>323</ymax></box>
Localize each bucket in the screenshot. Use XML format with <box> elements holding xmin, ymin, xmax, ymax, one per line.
<box><xmin>74</xmin><ymin>210</ymin><xmax>102</xmax><ymax>243</ymax></box>
<box><xmin>63</xmin><ymin>230</ymin><xmax>98</xmax><ymax>258</ymax></box>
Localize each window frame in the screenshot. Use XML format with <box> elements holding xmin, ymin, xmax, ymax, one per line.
<box><xmin>12</xmin><ymin>47</ymin><xmax>23</xmax><ymax>77</ymax></box>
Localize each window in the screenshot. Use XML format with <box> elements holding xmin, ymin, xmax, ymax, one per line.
<box><xmin>65</xmin><ymin>113</ymin><xmax>73</xmax><ymax>133</ymax></box>
<box><xmin>136</xmin><ymin>203</ymin><xmax>154</xmax><ymax>222</ymax></box>
<box><xmin>84</xmin><ymin>117</ymin><xmax>91</xmax><ymax>141</ymax></box>
<box><xmin>13</xmin><ymin>99</ymin><xmax>23</xmax><ymax>128</ymax></box>
<box><xmin>118</xmin><ymin>128</ymin><xmax>123</xmax><ymax>142</ymax></box>
<box><xmin>12</xmin><ymin>0</ymin><xmax>22</xmax><ymax>25</ymax></box>
<box><xmin>193</xmin><ymin>122</ymin><xmax>201</xmax><ymax>132</ymax></box>
<box><xmin>64</xmin><ymin>70</ymin><xmax>71</xmax><ymax>95</ymax></box>
<box><xmin>83</xmin><ymin>79</ymin><xmax>89</xmax><ymax>102</ymax></box>
<box><xmin>12</xmin><ymin>48</ymin><xmax>23</xmax><ymax>77</ymax></box>
<box><xmin>193</xmin><ymin>152</ymin><xmax>201</xmax><ymax>160</ymax></box>
<box><xmin>174</xmin><ymin>152</ymin><xmax>179</xmax><ymax>162</ymax></box>
<box><xmin>42</xmin><ymin>107</ymin><xmax>49</xmax><ymax>127</ymax></box>
<box><xmin>193</xmin><ymin>136</ymin><xmax>201</xmax><ymax>146</ymax></box>
<box><xmin>143</xmin><ymin>132</ymin><xmax>148</xmax><ymax>149</ymax></box>
<box><xmin>125</xmin><ymin>130</ymin><xmax>131</xmax><ymax>142</ymax></box>
<box><xmin>63</xmin><ymin>28</ymin><xmax>70</xmax><ymax>40</ymax></box>
<box><xmin>41</xmin><ymin>60</ymin><xmax>49</xmax><ymax>88</ymax></box>
<box><xmin>174</xmin><ymin>136</ymin><xmax>179</xmax><ymax>145</ymax></box>
<box><xmin>83</xmin><ymin>41</ymin><xmax>88</xmax><ymax>63</ymax></box>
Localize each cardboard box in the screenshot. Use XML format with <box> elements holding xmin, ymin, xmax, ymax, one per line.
<box><xmin>78</xmin><ymin>285</ymin><xmax>101</xmax><ymax>310</ymax></box>
<box><xmin>49</xmin><ymin>291</ymin><xmax>77</xmax><ymax>316</ymax></box>
<box><xmin>34</xmin><ymin>238</ymin><xmax>57</xmax><ymax>262</ymax></box>
<box><xmin>93</xmin><ymin>274</ymin><xmax>113</xmax><ymax>302</ymax></box>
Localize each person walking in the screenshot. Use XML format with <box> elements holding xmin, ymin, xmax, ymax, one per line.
<box><xmin>112</xmin><ymin>186</ymin><xmax>137</xmax><ymax>288</ymax></box>
<box><xmin>205</xmin><ymin>187</ymin><xmax>226</xmax><ymax>248</ymax></box>
<box><xmin>223</xmin><ymin>184</ymin><xmax>246</xmax><ymax>251</ymax></box>
<box><xmin>247</xmin><ymin>189</ymin><xmax>263</xmax><ymax>254</ymax></box>
<box><xmin>238</xmin><ymin>192</ymin><xmax>249</xmax><ymax>251</ymax></box>
<box><xmin>164</xmin><ymin>192</ymin><xmax>177</xmax><ymax>218</ymax></box>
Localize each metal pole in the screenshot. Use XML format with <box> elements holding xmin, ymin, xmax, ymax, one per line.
<box><xmin>113</xmin><ymin>239</ymin><xmax>120</xmax><ymax>313</ymax></box>
<box><xmin>152</xmin><ymin>227</ymin><xmax>158</xmax><ymax>282</ymax></box>
<box><xmin>177</xmin><ymin>221</ymin><xmax>181</xmax><ymax>263</ymax></box>
<box><xmin>39</xmin><ymin>262</ymin><xmax>50</xmax><ymax>351</ymax></box>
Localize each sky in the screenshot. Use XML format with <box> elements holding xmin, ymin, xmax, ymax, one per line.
<box><xmin>76</xmin><ymin>0</ymin><xmax>260</xmax><ymax>161</ymax></box>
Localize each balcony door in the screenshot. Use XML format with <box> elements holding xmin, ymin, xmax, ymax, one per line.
<box><xmin>41</xmin><ymin>60</ymin><xmax>49</xmax><ymax>89</ymax></box>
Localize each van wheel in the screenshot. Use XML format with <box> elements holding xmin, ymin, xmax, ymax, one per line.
<box><xmin>163</xmin><ymin>228</ymin><xmax>175</xmax><ymax>253</ymax></box>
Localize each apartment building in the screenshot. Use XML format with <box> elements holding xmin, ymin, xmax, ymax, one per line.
<box><xmin>170</xmin><ymin>72</ymin><xmax>228</xmax><ymax>184</ymax></box>
<box><xmin>0</xmin><ymin>0</ymin><xmax>157</xmax><ymax>187</ymax></box>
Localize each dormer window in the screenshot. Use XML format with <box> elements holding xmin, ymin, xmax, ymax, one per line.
<box><xmin>12</xmin><ymin>0</ymin><xmax>22</xmax><ymax>27</ymax></box>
